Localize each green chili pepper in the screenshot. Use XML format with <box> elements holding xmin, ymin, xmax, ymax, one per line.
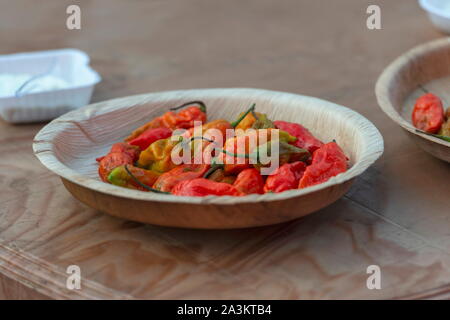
<box><xmin>251</xmin><ymin>113</ymin><xmax>275</xmax><ymax>129</ymax></box>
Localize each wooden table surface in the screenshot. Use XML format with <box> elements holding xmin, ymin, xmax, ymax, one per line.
<box><xmin>1</xmin><ymin>0</ymin><xmax>449</xmax><ymax>299</ymax></box>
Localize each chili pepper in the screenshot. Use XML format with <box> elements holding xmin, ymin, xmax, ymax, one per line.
<box><xmin>184</xmin><ymin>106</ymin><xmax>256</xmax><ymax>168</ymax></box>
<box><xmin>153</xmin><ymin>164</ymin><xmax>210</xmax><ymax>192</ymax></box>
<box><xmin>220</xmin><ymin>129</ymin><xmax>302</xmax><ymax>174</ymax></box>
<box><xmin>274</xmin><ymin>120</ymin><xmax>323</xmax><ymax>154</ymax></box>
<box><xmin>221</xmin><ymin>135</ymin><xmax>252</xmax><ymax>174</ymax></box>
<box><xmin>439</xmin><ymin>119</ymin><xmax>450</xmax><ymax>137</ymax></box>
<box><xmin>181</xmin><ymin>104</ymin><xmax>258</xmax><ymax>166</ymax></box>
<box><xmin>264</xmin><ymin>161</ymin><xmax>306</xmax><ymax>193</ymax></box>
<box><xmin>230</xmin><ymin>104</ymin><xmax>256</xmax><ymax>129</ymax></box>
<box><xmin>186</xmin><ymin>104</ymin><xmax>256</xmax><ymax>143</ymax></box>
<box><xmin>137</xmin><ymin>137</ymin><xmax>182</xmax><ymax>173</ymax></box>
<box><xmin>97</xmin><ymin>143</ymin><xmax>140</xmax><ymax>182</ymax></box>
<box><xmin>234</xmin><ymin>111</ymin><xmax>259</xmax><ymax>130</ymax></box>
<box><xmin>231</xmin><ymin>104</ymin><xmax>275</xmax><ymax>130</ymax></box>
<box><xmin>252</xmin><ymin>113</ymin><xmax>275</xmax><ymax>129</ymax></box>
<box><xmin>202</xmin><ymin>119</ymin><xmax>233</xmax><ymax>137</ymax></box>
<box><xmin>128</xmin><ymin>127</ymin><xmax>172</xmax><ymax>150</ymax></box>
<box><xmin>171</xmin><ymin>178</ymin><xmax>243</xmax><ymax>197</ymax></box>
<box><xmin>108</xmin><ymin>165</ymin><xmax>160</xmax><ymax>191</ymax></box>
<box><xmin>412</xmin><ymin>93</ymin><xmax>445</xmax><ymax>134</ymax></box>
<box><xmin>298</xmin><ymin>142</ymin><xmax>347</xmax><ymax>189</ymax></box>
<box><xmin>206</xmin><ymin>168</ymin><xmax>237</xmax><ymax>184</ymax></box>
<box><xmin>208</xmin><ymin>138</ymin><xmax>308</xmax><ymax>176</ymax></box>
<box><xmin>187</xmin><ymin>119</ymin><xmax>233</xmax><ymax>160</ymax></box>
<box><xmin>96</xmin><ymin>142</ymin><xmax>140</xmax><ymax>162</ymax></box>
<box><xmin>125</xmin><ymin>101</ymin><xmax>207</xmax><ymax>141</ymax></box>
<box><xmin>98</xmin><ymin>152</ymin><xmax>134</xmax><ymax>182</ymax></box>
<box><xmin>255</xmin><ymin>140</ymin><xmax>309</xmax><ymax>161</ymax></box>
<box><xmin>233</xmin><ymin>168</ymin><xmax>264</xmax><ymax>194</ymax></box>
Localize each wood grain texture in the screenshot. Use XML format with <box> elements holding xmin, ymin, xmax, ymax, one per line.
<box><xmin>0</xmin><ymin>0</ymin><xmax>450</xmax><ymax>299</ymax></box>
<box><xmin>33</xmin><ymin>88</ymin><xmax>383</xmax><ymax>228</ymax></box>
<box><xmin>376</xmin><ymin>37</ymin><xmax>450</xmax><ymax>162</ymax></box>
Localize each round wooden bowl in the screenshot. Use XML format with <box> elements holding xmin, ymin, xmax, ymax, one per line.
<box><xmin>33</xmin><ymin>88</ymin><xmax>383</xmax><ymax>229</ymax></box>
<box><xmin>376</xmin><ymin>38</ymin><xmax>450</xmax><ymax>163</ymax></box>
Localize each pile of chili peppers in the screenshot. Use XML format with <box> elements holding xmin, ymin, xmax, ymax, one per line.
<box><xmin>412</xmin><ymin>93</ymin><xmax>450</xmax><ymax>142</ymax></box>
<box><xmin>96</xmin><ymin>101</ymin><xmax>349</xmax><ymax>197</ymax></box>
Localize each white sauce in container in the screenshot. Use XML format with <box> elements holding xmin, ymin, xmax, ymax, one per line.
<box><xmin>0</xmin><ymin>73</ymin><xmax>70</xmax><ymax>97</ymax></box>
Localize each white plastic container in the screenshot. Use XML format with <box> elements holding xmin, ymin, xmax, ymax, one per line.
<box><xmin>0</xmin><ymin>49</ymin><xmax>101</xmax><ymax>123</ymax></box>
<box><xmin>419</xmin><ymin>0</ymin><xmax>450</xmax><ymax>34</ymax></box>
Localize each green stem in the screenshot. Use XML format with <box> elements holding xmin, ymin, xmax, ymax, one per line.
<box><xmin>417</xmin><ymin>85</ymin><xmax>449</xmax><ymax>107</ymax></box>
<box><xmin>251</xmin><ymin>109</ymin><xmax>259</xmax><ymax>121</ymax></box>
<box><xmin>170</xmin><ymin>101</ymin><xmax>206</xmax><ymax>113</ymax></box>
<box><xmin>203</xmin><ymin>163</ymin><xmax>224</xmax><ymax>178</ymax></box>
<box><xmin>230</xmin><ymin>103</ymin><xmax>256</xmax><ymax>128</ymax></box>
<box><xmin>189</xmin><ymin>136</ymin><xmax>215</xmax><ymax>143</ymax></box>
<box><xmin>417</xmin><ymin>84</ymin><xmax>429</xmax><ymax>94</ymax></box>
<box><xmin>416</xmin><ymin>129</ymin><xmax>450</xmax><ymax>142</ymax></box>
<box><xmin>181</xmin><ymin>136</ymin><xmax>217</xmax><ymax>150</ymax></box>
<box><xmin>124</xmin><ymin>165</ymin><xmax>170</xmax><ymax>194</ymax></box>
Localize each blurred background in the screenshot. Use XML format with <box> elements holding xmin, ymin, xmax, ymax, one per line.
<box><xmin>0</xmin><ymin>0</ymin><xmax>438</xmax><ymax>109</ymax></box>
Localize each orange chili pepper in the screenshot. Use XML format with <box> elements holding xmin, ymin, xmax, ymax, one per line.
<box><xmin>233</xmin><ymin>168</ymin><xmax>264</xmax><ymax>194</ymax></box>
<box><xmin>125</xmin><ymin>101</ymin><xmax>207</xmax><ymax>141</ymax></box>
<box><xmin>221</xmin><ymin>128</ymin><xmax>298</xmax><ymax>174</ymax></box>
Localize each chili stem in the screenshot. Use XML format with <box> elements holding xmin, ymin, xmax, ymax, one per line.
<box><xmin>417</xmin><ymin>84</ymin><xmax>450</xmax><ymax>106</ymax></box>
<box><xmin>170</xmin><ymin>101</ymin><xmax>206</xmax><ymax>113</ymax></box>
<box><xmin>124</xmin><ymin>165</ymin><xmax>170</xmax><ymax>194</ymax></box>
<box><xmin>251</xmin><ymin>109</ymin><xmax>259</xmax><ymax>121</ymax></box>
<box><xmin>203</xmin><ymin>163</ymin><xmax>224</xmax><ymax>178</ymax></box>
<box><xmin>418</xmin><ymin>84</ymin><xmax>429</xmax><ymax>94</ymax></box>
<box><xmin>230</xmin><ymin>103</ymin><xmax>256</xmax><ymax>128</ymax></box>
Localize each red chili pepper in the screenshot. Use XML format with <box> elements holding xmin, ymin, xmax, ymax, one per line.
<box><xmin>98</xmin><ymin>153</ymin><xmax>134</xmax><ymax>182</ymax></box>
<box><xmin>97</xmin><ymin>143</ymin><xmax>140</xmax><ymax>181</ymax></box>
<box><xmin>164</xmin><ymin>106</ymin><xmax>206</xmax><ymax>129</ymax></box>
<box><xmin>172</xmin><ymin>178</ymin><xmax>243</xmax><ymax>197</ymax></box>
<box><xmin>264</xmin><ymin>161</ymin><xmax>306</xmax><ymax>193</ymax></box>
<box><xmin>274</xmin><ymin>120</ymin><xmax>323</xmax><ymax>154</ymax></box>
<box><xmin>412</xmin><ymin>93</ymin><xmax>445</xmax><ymax>133</ymax></box>
<box><xmin>128</xmin><ymin>127</ymin><xmax>172</xmax><ymax>150</ymax></box>
<box><xmin>298</xmin><ymin>142</ymin><xmax>347</xmax><ymax>189</ymax></box>
<box><xmin>96</xmin><ymin>142</ymin><xmax>140</xmax><ymax>162</ymax></box>
<box><xmin>233</xmin><ymin>168</ymin><xmax>264</xmax><ymax>194</ymax></box>
<box><xmin>153</xmin><ymin>164</ymin><xmax>210</xmax><ymax>192</ymax></box>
